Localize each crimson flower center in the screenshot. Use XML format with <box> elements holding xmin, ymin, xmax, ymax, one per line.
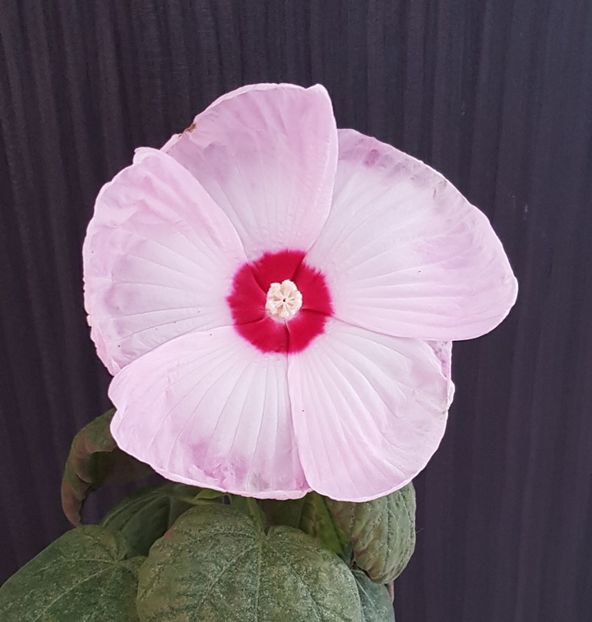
<box><xmin>226</xmin><ymin>250</ymin><xmax>332</xmax><ymax>353</ymax></box>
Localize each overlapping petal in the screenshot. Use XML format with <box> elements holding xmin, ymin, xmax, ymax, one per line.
<box><xmin>429</xmin><ymin>340</ymin><xmax>455</xmax><ymax>405</ymax></box>
<box><xmin>288</xmin><ymin>319</ymin><xmax>450</xmax><ymax>501</ymax></box>
<box><xmin>164</xmin><ymin>83</ymin><xmax>338</xmax><ymax>260</ymax></box>
<box><xmin>305</xmin><ymin>129</ymin><xmax>518</xmax><ymax>341</ymax></box>
<box><xmin>83</xmin><ymin>148</ymin><xmax>246</xmax><ymax>373</ymax></box>
<box><xmin>109</xmin><ymin>327</ymin><xmax>308</xmax><ymax>499</ymax></box>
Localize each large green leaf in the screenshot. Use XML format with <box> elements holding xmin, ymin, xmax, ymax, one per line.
<box><xmin>61</xmin><ymin>408</ymin><xmax>152</xmax><ymax>525</ymax></box>
<box><xmin>137</xmin><ymin>503</ymin><xmax>363</xmax><ymax>621</ymax></box>
<box><xmin>0</xmin><ymin>525</ymin><xmax>143</xmax><ymax>621</ymax></box>
<box><xmin>261</xmin><ymin>492</ymin><xmax>349</xmax><ymax>557</ymax></box>
<box><xmin>353</xmin><ymin>571</ymin><xmax>395</xmax><ymax>622</ymax></box>
<box><xmin>101</xmin><ymin>484</ymin><xmax>200</xmax><ymax>556</ymax></box>
<box><xmin>326</xmin><ymin>484</ymin><xmax>416</xmax><ymax>583</ymax></box>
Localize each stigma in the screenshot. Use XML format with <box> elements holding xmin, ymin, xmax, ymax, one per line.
<box><xmin>265</xmin><ymin>279</ymin><xmax>303</xmax><ymax>321</ymax></box>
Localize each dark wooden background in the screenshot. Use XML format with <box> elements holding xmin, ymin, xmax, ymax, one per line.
<box><xmin>1</xmin><ymin>1</ymin><xmax>591</xmax><ymax>620</ymax></box>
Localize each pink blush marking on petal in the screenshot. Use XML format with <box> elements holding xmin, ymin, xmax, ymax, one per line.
<box><xmin>227</xmin><ymin>250</ymin><xmax>333</xmax><ymax>353</ymax></box>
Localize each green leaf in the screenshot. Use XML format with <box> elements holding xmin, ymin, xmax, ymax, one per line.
<box><xmin>261</xmin><ymin>492</ymin><xmax>349</xmax><ymax>557</ymax></box>
<box><xmin>101</xmin><ymin>484</ymin><xmax>199</xmax><ymax>556</ymax></box>
<box><xmin>61</xmin><ymin>409</ymin><xmax>152</xmax><ymax>526</ymax></box>
<box><xmin>193</xmin><ymin>488</ymin><xmax>226</xmax><ymax>501</ymax></box>
<box><xmin>137</xmin><ymin>504</ymin><xmax>363</xmax><ymax>621</ymax></box>
<box><xmin>0</xmin><ymin>525</ymin><xmax>143</xmax><ymax>621</ymax></box>
<box><xmin>353</xmin><ymin>571</ymin><xmax>395</xmax><ymax>622</ymax></box>
<box><xmin>326</xmin><ymin>483</ymin><xmax>416</xmax><ymax>583</ymax></box>
<box><xmin>260</xmin><ymin>496</ymin><xmax>306</xmax><ymax>529</ymax></box>
<box><xmin>300</xmin><ymin>493</ymin><xmax>350</xmax><ymax>557</ymax></box>
<box><xmin>227</xmin><ymin>494</ymin><xmax>268</xmax><ymax>530</ymax></box>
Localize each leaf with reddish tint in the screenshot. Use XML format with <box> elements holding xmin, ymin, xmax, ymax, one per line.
<box><xmin>61</xmin><ymin>409</ymin><xmax>152</xmax><ymax>526</ymax></box>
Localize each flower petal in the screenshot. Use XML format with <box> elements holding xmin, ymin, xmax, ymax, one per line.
<box><xmin>164</xmin><ymin>83</ymin><xmax>338</xmax><ymax>260</ymax></box>
<box><xmin>109</xmin><ymin>327</ymin><xmax>308</xmax><ymax>499</ymax></box>
<box><xmin>305</xmin><ymin>129</ymin><xmax>518</xmax><ymax>341</ymax></box>
<box><xmin>287</xmin><ymin>319</ymin><xmax>450</xmax><ymax>502</ymax></box>
<box><xmin>430</xmin><ymin>340</ymin><xmax>452</xmax><ymax>377</ymax></box>
<box><xmin>83</xmin><ymin>148</ymin><xmax>246</xmax><ymax>373</ymax></box>
<box><xmin>429</xmin><ymin>340</ymin><xmax>455</xmax><ymax>405</ymax></box>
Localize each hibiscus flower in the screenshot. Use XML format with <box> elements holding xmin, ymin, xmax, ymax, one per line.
<box><xmin>83</xmin><ymin>83</ymin><xmax>517</xmax><ymax>502</ymax></box>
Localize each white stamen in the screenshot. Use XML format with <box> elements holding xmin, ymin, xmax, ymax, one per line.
<box><xmin>265</xmin><ymin>279</ymin><xmax>303</xmax><ymax>321</ymax></box>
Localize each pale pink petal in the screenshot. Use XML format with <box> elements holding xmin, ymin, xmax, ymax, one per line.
<box><xmin>305</xmin><ymin>129</ymin><xmax>518</xmax><ymax>341</ymax></box>
<box><xmin>83</xmin><ymin>148</ymin><xmax>246</xmax><ymax>374</ymax></box>
<box><xmin>164</xmin><ymin>83</ymin><xmax>338</xmax><ymax>260</ymax></box>
<box><xmin>288</xmin><ymin>318</ymin><xmax>450</xmax><ymax>502</ymax></box>
<box><xmin>109</xmin><ymin>327</ymin><xmax>308</xmax><ymax>499</ymax></box>
<box><xmin>429</xmin><ymin>340</ymin><xmax>455</xmax><ymax>405</ymax></box>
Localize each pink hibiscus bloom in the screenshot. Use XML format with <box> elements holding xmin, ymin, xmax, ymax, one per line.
<box><xmin>83</xmin><ymin>83</ymin><xmax>517</xmax><ymax>502</ymax></box>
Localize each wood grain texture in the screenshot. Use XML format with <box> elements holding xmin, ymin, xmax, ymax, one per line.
<box><xmin>1</xmin><ymin>1</ymin><xmax>591</xmax><ymax>620</ymax></box>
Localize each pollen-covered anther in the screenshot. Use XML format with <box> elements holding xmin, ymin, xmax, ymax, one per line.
<box><xmin>265</xmin><ymin>279</ymin><xmax>303</xmax><ymax>321</ymax></box>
